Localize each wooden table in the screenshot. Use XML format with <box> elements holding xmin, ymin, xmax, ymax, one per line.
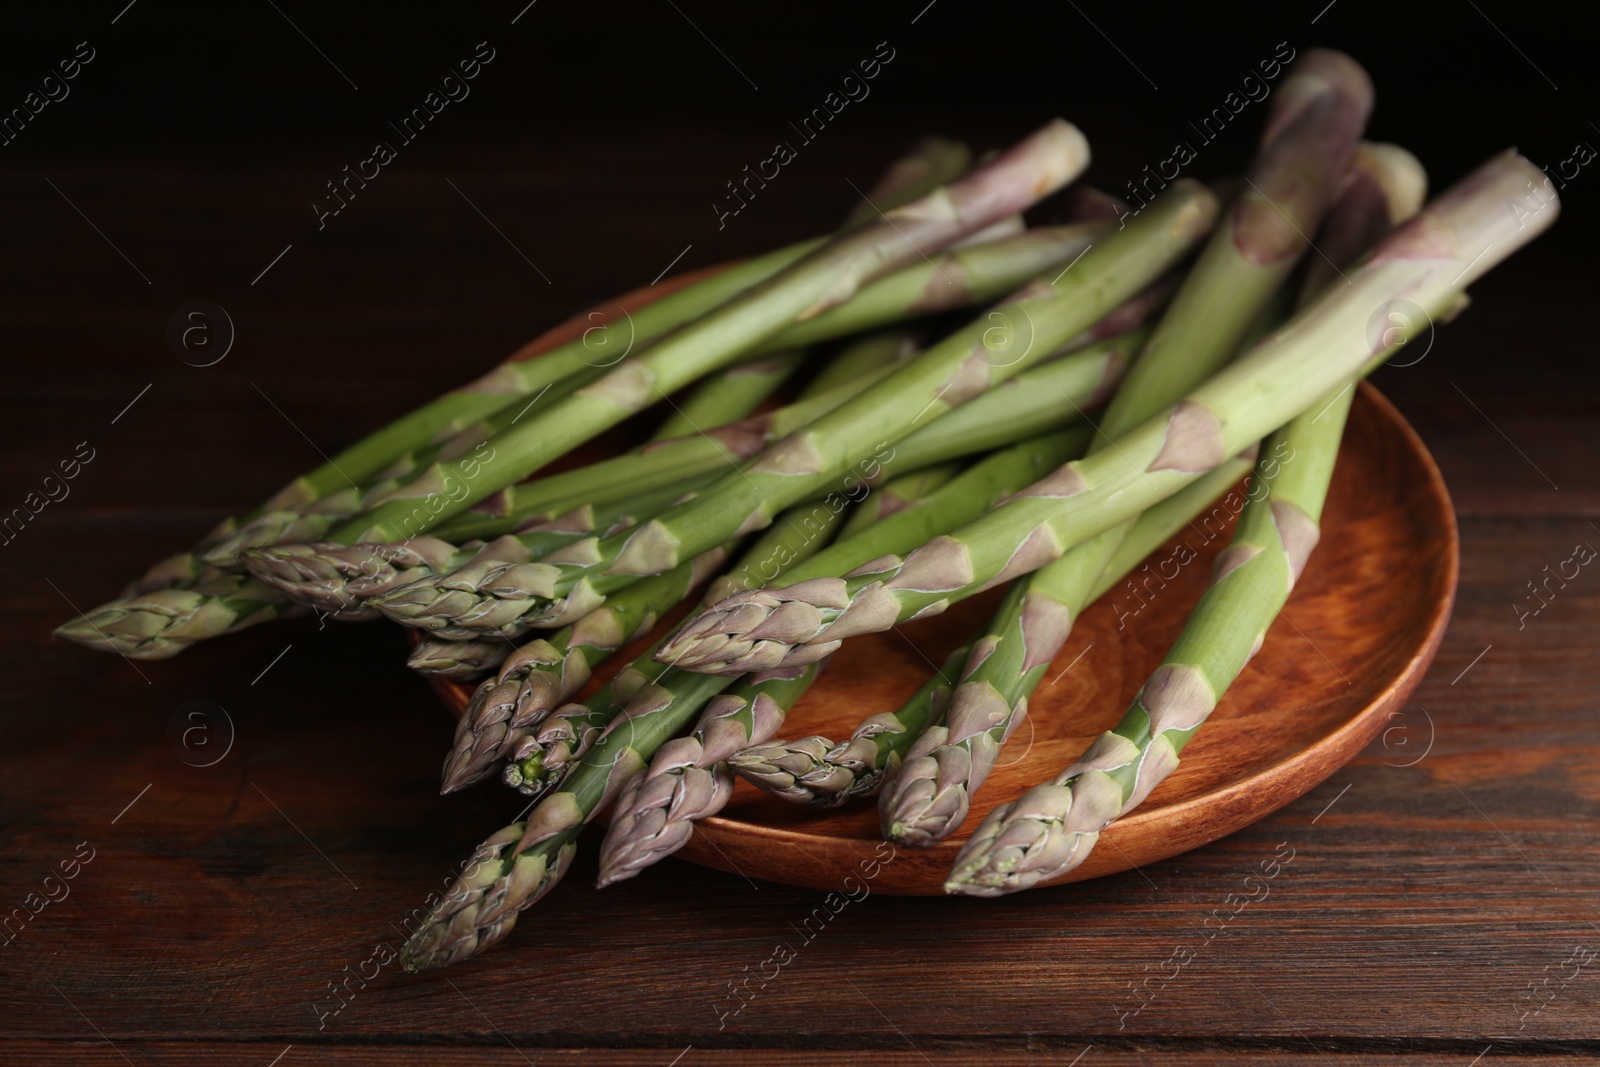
<box><xmin>3</xmin><ymin>4</ymin><xmax>1598</xmax><ymax>1062</ymax></box>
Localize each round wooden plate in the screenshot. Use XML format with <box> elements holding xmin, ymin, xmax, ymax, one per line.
<box><xmin>426</xmin><ymin>266</ymin><xmax>1458</xmax><ymax>895</ymax></box>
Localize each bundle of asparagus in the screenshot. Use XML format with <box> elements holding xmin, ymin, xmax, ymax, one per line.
<box><xmin>55</xmin><ymin>49</ymin><xmax>1557</xmax><ymax>976</ymax></box>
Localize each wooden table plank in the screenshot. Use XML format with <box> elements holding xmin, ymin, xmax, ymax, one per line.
<box><xmin>4</xmin><ymin>4</ymin><xmax>1600</xmax><ymax>1058</ymax></box>
<box><xmin>5</xmin><ymin>517</ymin><xmax>1599</xmax><ymax>1056</ymax></box>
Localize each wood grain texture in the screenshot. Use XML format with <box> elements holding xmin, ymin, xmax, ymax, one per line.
<box><xmin>4</xmin><ymin>16</ymin><xmax>1600</xmax><ymax>1059</ymax></box>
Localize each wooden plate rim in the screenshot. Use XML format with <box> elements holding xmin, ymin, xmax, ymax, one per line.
<box><xmin>687</xmin><ymin>383</ymin><xmax>1459</xmax><ymax>890</ymax></box>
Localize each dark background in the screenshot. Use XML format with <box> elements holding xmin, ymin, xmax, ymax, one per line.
<box><xmin>3</xmin><ymin>1</ymin><xmax>1598</xmax><ymax>1063</ymax></box>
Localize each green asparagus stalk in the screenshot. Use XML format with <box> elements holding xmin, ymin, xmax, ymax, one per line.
<box><xmin>340</xmin><ymin>122</ymin><xmax>1091</xmax><ymax>547</ymax></box>
<box><xmin>407</xmin><ymin>635</ymin><xmax>513</xmax><ymax>681</ymax></box>
<box><xmin>241</xmin><ymin>475</ymin><xmax>719</xmax><ymax>617</ymax></box>
<box><xmin>499</xmin><ymin>499</ymin><xmax>847</xmax><ymax>798</ymax></box>
<box><xmin>648</xmin><ymin>351</ymin><xmax>804</xmax><ymax>441</ymax></box>
<box><xmin>424</xmin><ymin>494</ymin><xmax>854</xmax><ymax>965</ymax></box>
<box><xmin>86</xmin><ymin>348</ymin><xmax>911</xmax><ymax>654</ymax></box>
<box><xmin>1298</xmin><ymin>141</ymin><xmax>1429</xmax><ymax>301</ymax></box>
<box><xmin>591</xmin><ymin>439</ymin><xmax>1038</xmax><ymax>882</ymax></box>
<box><xmin>646</xmin><ymin>137</ymin><xmax>970</xmax><ymax>443</ymax></box>
<box><xmin>945</xmin><ymin>142</ymin><xmax>1431</xmax><ymax>895</ymax></box>
<box><xmin>432</xmin><ymin>349</ymin><xmax>920</xmax><ymax>546</ymax></box>
<box><xmin>442</xmin><ymin>321</ymin><xmax>992</xmax><ymax>785</ymax></box>
<box><xmin>363</xmin><ymin>333</ymin><xmax>1136</xmax><ymax>638</ymax></box>
<box><xmin>423</xmin><ymin>183</ymin><xmax>1215</xmax><ymax>632</ymax></box>
<box><xmin>202</xmin><ymin>142</ymin><xmax>974</xmax><ymax>574</ymax></box>
<box><xmin>838</xmin><ymin>464</ymin><xmax>964</xmax><ymax>541</ymax></box>
<box><xmin>796</xmin><ymin>331</ymin><xmax>920</xmax><ymax>400</ymax></box>
<box><xmin>739</xmin><ymin>219</ymin><xmax>1107</xmax><ymax>356</ymax></box>
<box><xmin>443</xmin><ymin>546</ymin><xmax>734</xmax><ymax>793</ymax></box>
<box><xmin>128</xmin><ymin>239</ymin><xmax>831</xmax><ymax>594</ymax></box>
<box><xmin>658</xmin><ymin>148</ymin><xmax>1556</xmax><ymax>673</ymax></box>
<box><xmin>596</xmin><ymin>659</ymin><xmax>825</xmax><ymax>886</ymax></box>
<box><xmin>874</xmin><ymin>49</ymin><xmax>1380</xmax><ymax>844</ymax></box>
<box><xmin>730</xmin><ymin>451</ymin><xmax>1259</xmax><ymax>804</ymax></box>
<box><xmin>659</xmin><ymin>48</ymin><xmax>1371</xmax><ymax>679</ymax></box>
<box><xmin>844</xmin><ymin>136</ymin><xmax>972</xmax><ymax>227</ymax></box>
<box><xmin>195</xmin><ymin>361</ymin><xmax>630</xmax><ymax>572</ymax></box>
<box><xmin>496</xmin><ymin>426</ymin><xmax>1091</xmax><ymax>795</ymax></box>
<box><xmin>246</xmin><ymin>330</ymin><xmax>929</xmax><ymax>618</ymax></box>
<box><xmin>422</xmin><ymin>234</ymin><xmax>1142</xmax><ymax>553</ymax></box>
<box><xmin>58</xmin><ymin>125</ymin><xmax>1087</xmax><ymax>658</ymax></box>
<box><xmin>465</xmin><ymin>317</ymin><xmax>1144</xmax><ymax>548</ymax></box>
<box><xmin>403</xmin><ymin>656</ymin><xmax>797</xmax><ymax>973</ymax></box>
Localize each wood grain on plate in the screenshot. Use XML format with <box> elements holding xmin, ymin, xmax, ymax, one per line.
<box><xmin>428</xmin><ymin>275</ymin><xmax>1458</xmax><ymax>895</ymax></box>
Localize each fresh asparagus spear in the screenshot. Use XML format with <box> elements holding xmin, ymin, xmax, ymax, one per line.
<box><xmin>195</xmin><ymin>360</ymin><xmax>635</xmax><ymax>573</ymax></box>
<box><xmin>473</xmin><ymin>425</ymin><xmax>1092</xmax><ymax>795</ymax></box>
<box><xmin>200</xmin><ymin>143</ymin><xmax>975</xmax><ymax>574</ymax></box>
<box><xmin>443</xmin><ymin>546</ymin><xmax>734</xmax><ymax>793</ymax></box>
<box><xmin>70</xmin><ymin>222</ymin><xmax>1108</xmax><ymax>658</ymax></box>
<box><xmin>648</xmin><ymin>352</ymin><xmax>804</xmax><ymax>441</ymax></box>
<box><xmin>874</xmin><ymin>49</ymin><xmax>1377</xmax><ymax>847</ymax></box>
<box><xmin>241</xmin><ymin>474</ymin><xmax>719</xmax><ymax>617</ymax></box>
<box><xmin>597</xmin><ymin>659</ymin><xmax>825</xmax><ymax>886</ymax></box>
<box><xmin>402</xmin><ymin>656</ymin><xmax>801</xmax><ymax>973</ymax></box>
<box><xmin>339</xmin><ymin>122</ymin><xmax>1091</xmax><ymax>548</ymax></box>
<box><xmin>413</xmin><ymin>498</ymin><xmax>853</xmax><ymax>969</ymax></box>
<box><xmin>442</xmin><ymin>330</ymin><xmax>941</xmax><ymax>785</ymax></box>
<box><xmin>245</xmin><ymin>330</ymin><xmax>930</xmax><ymax>619</ymax></box>
<box><xmin>639</xmin><ymin>137</ymin><xmax>969</xmax><ymax>443</ymax></box>
<box><xmin>730</xmin><ymin>452</ymin><xmax>1259</xmax><ymax>804</ymax></box>
<box><xmin>658</xmin><ymin>149</ymin><xmax>1556</xmax><ymax>673</ymax></box>
<box><xmin>423</xmin><ymin>245</ymin><xmax>1147</xmax><ymax>551</ymax></box>
<box><xmin>362</xmin><ymin>333</ymin><xmax>1137</xmax><ymax>638</ymax></box>
<box><xmin>416</xmin><ymin>183</ymin><xmax>1215</xmax><ymax>632</ymax></box>
<box><xmin>946</xmin><ymin>143</ymin><xmax>1431</xmax><ymax>896</ymax></box>
<box><xmin>843</xmin><ymin>136</ymin><xmax>972</xmax><ymax>227</ymax></box>
<box><xmin>116</xmin><ymin>236</ymin><xmax>828</xmax><ymax>596</ymax></box>
<box><xmin>407</xmin><ymin>635</ymin><xmax>514</xmax><ymax>681</ymax></box>
<box><xmin>796</xmin><ymin>331</ymin><xmax>919</xmax><ymax>400</ymax></box>
<box><xmin>499</xmin><ymin>499</ymin><xmax>848</xmax><ymax>798</ymax></box>
<box><xmin>589</xmin><ymin>443</ymin><xmax>1018</xmax><ymax>882</ymax></box>
<box><xmin>59</xmin><ymin>128</ymin><xmax>1086</xmax><ymax>658</ymax></box>
<box><xmin>837</xmin><ymin>463</ymin><xmax>964</xmax><ymax>541</ymax></box>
